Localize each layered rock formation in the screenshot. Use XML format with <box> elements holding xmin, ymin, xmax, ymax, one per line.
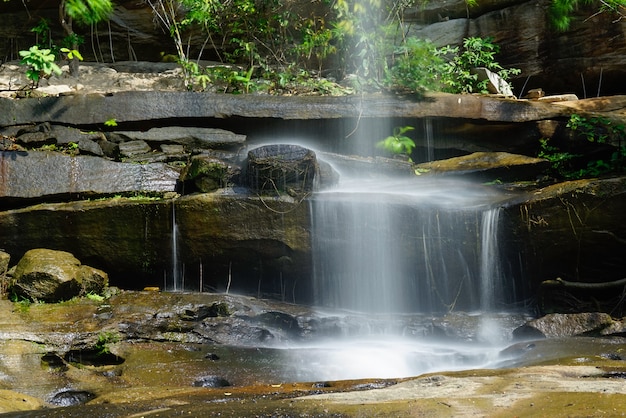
<box><xmin>0</xmin><ymin>88</ymin><xmax>624</xmax><ymax>312</ymax></box>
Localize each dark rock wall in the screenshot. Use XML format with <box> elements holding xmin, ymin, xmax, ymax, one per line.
<box><xmin>0</xmin><ymin>194</ymin><xmax>311</xmax><ymax>300</ymax></box>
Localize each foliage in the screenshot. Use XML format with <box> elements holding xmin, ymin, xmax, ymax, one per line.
<box><xmin>550</xmin><ymin>0</ymin><xmax>626</xmax><ymax>31</ymax></box>
<box><xmin>385</xmin><ymin>38</ymin><xmax>443</xmax><ymax>94</ymax></box>
<box><xmin>94</xmin><ymin>331</ymin><xmax>119</xmax><ymax>355</ymax></box>
<box><xmin>104</xmin><ymin>118</ymin><xmax>118</xmax><ymax>127</ymax></box>
<box><xmin>64</xmin><ymin>0</ymin><xmax>113</xmax><ymax>25</ymax></box>
<box><xmin>435</xmin><ymin>37</ymin><xmax>521</xmax><ymax>94</ymax></box>
<box><xmin>566</xmin><ymin>113</ymin><xmax>624</xmax><ymax>143</ymax></box>
<box><xmin>31</xmin><ymin>18</ymin><xmax>52</xmax><ymax>48</ymax></box>
<box><xmin>539</xmin><ymin>114</ymin><xmax>626</xmax><ymax>179</ymax></box>
<box><xmin>538</xmin><ymin>138</ymin><xmax>580</xmax><ymax>178</ymax></box>
<box><xmin>376</xmin><ymin>126</ymin><xmax>416</xmax><ymax>161</ymax></box>
<box><xmin>19</xmin><ymin>46</ymin><xmax>62</xmax><ymax>87</ymax></box>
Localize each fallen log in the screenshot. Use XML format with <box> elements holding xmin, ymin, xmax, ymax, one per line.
<box><xmin>540</xmin><ymin>277</ymin><xmax>626</xmax><ymax>290</ymax></box>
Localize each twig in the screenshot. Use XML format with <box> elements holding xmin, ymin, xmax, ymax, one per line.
<box><xmin>226</xmin><ymin>261</ymin><xmax>232</xmax><ymax>294</ymax></box>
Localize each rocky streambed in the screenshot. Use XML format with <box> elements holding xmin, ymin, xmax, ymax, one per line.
<box><xmin>0</xmin><ymin>290</ymin><xmax>626</xmax><ymax>417</ymax></box>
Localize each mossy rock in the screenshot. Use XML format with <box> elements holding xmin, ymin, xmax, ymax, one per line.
<box><xmin>11</xmin><ymin>249</ymin><xmax>108</xmax><ymax>302</ymax></box>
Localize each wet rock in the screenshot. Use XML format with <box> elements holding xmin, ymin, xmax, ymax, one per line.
<box><xmin>246</xmin><ymin>144</ymin><xmax>318</xmax><ymax>195</ymax></box>
<box><xmin>65</xmin><ymin>349</ymin><xmax>125</xmax><ymax>366</ymax></box>
<box><xmin>192</xmin><ymin>375</ymin><xmax>231</xmax><ymax>388</ymax></box>
<box><xmin>513</xmin><ymin>312</ymin><xmax>615</xmax><ymax>339</ymax></box>
<box><xmin>48</xmin><ymin>390</ymin><xmax>96</xmax><ymax>406</ymax></box>
<box><xmin>199</xmin><ymin>318</ymin><xmax>277</xmax><ymax>345</ymax></box>
<box><xmin>50</xmin><ymin>125</ymin><xmax>106</xmax><ymax>156</ymax></box>
<box><xmin>0</xmin><ymin>150</ymin><xmax>180</xmax><ymax>199</ymax></box>
<box><xmin>118</xmin><ymin>140</ymin><xmax>152</xmax><ymax>157</ymax></box>
<box><xmin>183</xmin><ymin>155</ymin><xmax>233</xmax><ymax>192</ymax></box>
<box><xmin>415</xmin><ymin>151</ymin><xmax>549</xmax><ymax>181</ymax></box>
<box><xmin>179</xmin><ymin>302</ymin><xmax>231</xmax><ymax>321</ymax></box>
<box><xmin>113</xmin><ymin>127</ymin><xmax>246</xmax><ymax>152</ymax></box>
<box><xmin>0</xmin><ymin>390</ymin><xmax>44</xmax><ymax>413</ymax></box>
<box><xmin>506</xmin><ymin>176</ymin><xmax>626</xmax><ymax>303</ymax></box>
<box><xmin>254</xmin><ymin>311</ymin><xmax>303</xmax><ymax>338</ymax></box>
<box><xmin>11</xmin><ymin>249</ymin><xmax>108</xmax><ymax>302</ymax></box>
<box><xmin>41</xmin><ymin>353</ymin><xmax>69</xmax><ymax>372</ymax></box>
<box><xmin>0</xmin><ymin>91</ymin><xmax>571</xmax><ymax>128</ymax></box>
<box><xmin>471</xmin><ymin>67</ymin><xmax>514</xmax><ymax>97</ymax></box>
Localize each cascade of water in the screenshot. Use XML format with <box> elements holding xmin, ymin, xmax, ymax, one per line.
<box><xmin>480</xmin><ymin>207</ymin><xmax>503</xmax><ymax>310</ymax></box>
<box><xmin>170</xmin><ymin>202</ymin><xmax>181</xmax><ymax>291</ymax></box>
<box><xmin>424</xmin><ymin>118</ymin><xmax>435</xmax><ymax>162</ymax></box>
<box><xmin>310</xmin><ymin>177</ymin><xmax>510</xmax><ymax>314</ymax></box>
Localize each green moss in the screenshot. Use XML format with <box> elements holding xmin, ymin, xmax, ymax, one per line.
<box><xmin>493</xmin><ymin>392</ymin><xmax>626</xmax><ymax>418</ymax></box>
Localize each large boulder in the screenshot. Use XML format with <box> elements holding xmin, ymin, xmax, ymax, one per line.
<box><xmin>513</xmin><ymin>312</ymin><xmax>615</xmax><ymax>338</ymax></box>
<box><xmin>11</xmin><ymin>249</ymin><xmax>108</xmax><ymax>302</ymax></box>
<box><xmin>246</xmin><ymin>144</ymin><xmax>319</xmax><ymax>195</ymax></box>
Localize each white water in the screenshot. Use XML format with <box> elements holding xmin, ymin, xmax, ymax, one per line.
<box><xmin>285</xmin><ymin>337</ymin><xmax>511</xmax><ymax>381</ymax></box>
<box><xmin>311</xmin><ymin>177</ymin><xmax>511</xmax><ymax>314</ymax></box>
<box><xmin>167</xmin><ymin>202</ymin><xmax>183</xmax><ymax>291</ymax></box>
<box><xmin>480</xmin><ymin>207</ymin><xmax>503</xmax><ymax>310</ymax></box>
<box><xmin>304</xmin><ymin>174</ymin><xmax>520</xmax><ymax>380</ymax></box>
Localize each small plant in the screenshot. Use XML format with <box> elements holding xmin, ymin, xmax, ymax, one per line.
<box><xmin>19</xmin><ymin>46</ymin><xmax>62</xmax><ymax>88</ymax></box>
<box><xmin>94</xmin><ymin>331</ymin><xmax>119</xmax><ymax>355</ymax></box>
<box><xmin>567</xmin><ymin>113</ymin><xmax>625</xmax><ymax>143</ymax></box>
<box><xmin>229</xmin><ymin>67</ymin><xmax>255</xmax><ymax>94</ymax></box>
<box><xmin>538</xmin><ymin>138</ymin><xmax>579</xmax><ymax>178</ymax></box>
<box><xmin>104</xmin><ymin>118</ymin><xmax>118</xmax><ymax>127</ymax></box>
<box><xmin>377</xmin><ymin>126</ymin><xmax>416</xmax><ymax>162</ymax></box>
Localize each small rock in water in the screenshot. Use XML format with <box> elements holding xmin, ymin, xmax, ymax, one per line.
<box><xmin>193</xmin><ymin>375</ymin><xmax>231</xmax><ymax>388</ymax></box>
<box><xmin>48</xmin><ymin>390</ymin><xmax>96</xmax><ymax>406</ymax></box>
<box><xmin>204</xmin><ymin>352</ymin><xmax>220</xmax><ymax>360</ymax></box>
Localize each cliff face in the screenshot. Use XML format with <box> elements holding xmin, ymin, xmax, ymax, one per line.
<box><xmin>1</xmin><ymin>0</ymin><xmax>624</xmax><ymax>97</ymax></box>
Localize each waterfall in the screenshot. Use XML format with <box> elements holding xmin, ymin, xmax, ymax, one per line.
<box><xmin>424</xmin><ymin>118</ymin><xmax>435</xmax><ymax>162</ymax></box>
<box><xmin>168</xmin><ymin>201</ymin><xmax>183</xmax><ymax>291</ymax></box>
<box><xmin>310</xmin><ymin>177</ymin><xmax>510</xmax><ymax>314</ymax></box>
<box><xmin>480</xmin><ymin>207</ymin><xmax>503</xmax><ymax>310</ymax></box>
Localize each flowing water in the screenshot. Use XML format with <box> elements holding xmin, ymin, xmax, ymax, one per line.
<box><xmin>299</xmin><ymin>171</ymin><xmax>525</xmax><ymax>381</ymax></box>
<box><xmin>310</xmin><ymin>177</ymin><xmax>513</xmax><ymax>313</ymax></box>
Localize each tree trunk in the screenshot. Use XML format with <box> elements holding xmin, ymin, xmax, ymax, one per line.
<box><xmin>59</xmin><ymin>2</ymin><xmax>79</xmax><ymax>77</ymax></box>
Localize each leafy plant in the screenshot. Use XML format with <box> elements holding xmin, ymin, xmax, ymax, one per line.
<box><xmin>377</xmin><ymin>126</ymin><xmax>416</xmax><ymax>161</ymax></box>
<box><xmin>31</xmin><ymin>18</ymin><xmax>52</xmax><ymax>48</ymax></box>
<box><xmin>567</xmin><ymin>113</ymin><xmax>624</xmax><ymax>143</ymax></box>
<box><xmin>385</xmin><ymin>38</ymin><xmax>443</xmax><ymax>94</ymax></box>
<box><xmin>539</xmin><ymin>114</ymin><xmax>626</xmax><ymax>179</ymax></box>
<box><xmin>86</xmin><ymin>292</ymin><xmax>105</xmax><ymax>302</ymax></box>
<box><xmin>104</xmin><ymin>118</ymin><xmax>118</xmax><ymax>127</ymax></box>
<box><xmin>550</xmin><ymin>0</ymin><xmax>626</xmax><ymax>31</ymax></box>
<box><xmin>538</xmin><ymin>138</ymin><xmax>579</xmax><ymax>178</ymax></box>
<box><xmin>94</xmin><ymin>331</ymin><xmax>119</xmax><ymax>355</ymax></box>
<box><xmin>436</xmin><ymin>37</ymin><xmax>521</xmax><ymax>94</ymax></box>
<box><xmin>19</xmin><ymin>46</ymin><xmax>62</xmax><ymax>88</ymax></box>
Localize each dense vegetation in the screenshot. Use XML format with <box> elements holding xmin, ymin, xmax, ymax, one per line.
<box><xmin>7</xmin><ymin>0</ymin><xmax>624</xmax><ymax>95</ymax></box>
